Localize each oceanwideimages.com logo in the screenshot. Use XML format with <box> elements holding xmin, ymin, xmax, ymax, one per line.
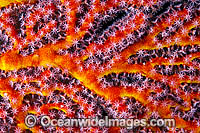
<box><xmin>25</xmin><ymin>114</ymin><xmax>175</xmax><ymax>129</ymax></box>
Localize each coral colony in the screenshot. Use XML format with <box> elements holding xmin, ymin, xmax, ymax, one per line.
<box><xmin>0</xmin><ymin>0</ymin><xmax>199</xmax><ymax>132</ymax></box>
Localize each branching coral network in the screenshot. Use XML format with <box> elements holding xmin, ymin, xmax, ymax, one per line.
<box><xmin>0</xmin><ymin>0</ymin><xmax>199</xmax><ymax>132</ymax></box>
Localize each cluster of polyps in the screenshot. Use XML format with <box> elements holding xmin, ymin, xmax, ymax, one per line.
<box><xmin>128</xmin><ymin>44</ymin><xmax>200</xmax><ymax>65</ymax></box>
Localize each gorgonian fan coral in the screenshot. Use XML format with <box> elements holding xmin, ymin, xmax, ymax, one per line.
<box><xmin>0</xmin><ymin>0</ymin><xmax>199</xmax><ymax>132</ymax></box>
